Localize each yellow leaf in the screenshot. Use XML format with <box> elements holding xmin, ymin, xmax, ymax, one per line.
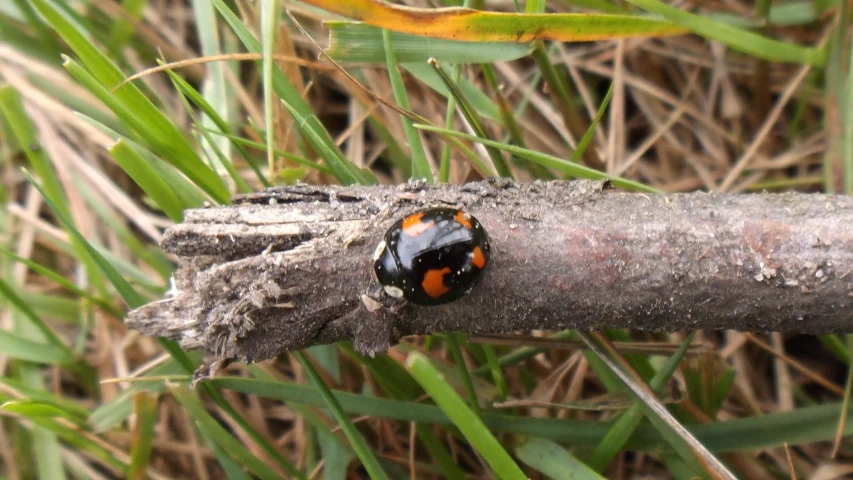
<box><xmin>302</xmin><ymin>0</ymin><xmax>687</xmax><ymax>42</ymax></box>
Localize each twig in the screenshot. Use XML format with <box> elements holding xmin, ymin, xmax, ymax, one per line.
<box><xmin>126</xmin><ymin>180</ymin><xmax>853</xmax><ymax>379</ymax></box>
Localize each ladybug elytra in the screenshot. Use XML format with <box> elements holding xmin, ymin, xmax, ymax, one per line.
<box><xmin>373</xmin><ymin>207</ymin><xmax>491</xmax><ymax>306</ymax></box>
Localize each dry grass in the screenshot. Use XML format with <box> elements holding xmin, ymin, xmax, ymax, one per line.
<box><xmin>1</xmin><ymin>0</ymin><xmax>851</xmax><ymax>478</ymax></box>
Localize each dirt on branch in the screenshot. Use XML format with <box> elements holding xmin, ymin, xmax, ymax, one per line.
<box><xmin>127</xmin><ymin>179</ymin><xmax>853</xmax><ymax>372</ymax></box>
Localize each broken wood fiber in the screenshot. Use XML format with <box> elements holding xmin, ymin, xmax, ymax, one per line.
<box><xmin>127</xmin><ymin>179</ymin><xmax>853</xmax><ymax>365</ymax></box>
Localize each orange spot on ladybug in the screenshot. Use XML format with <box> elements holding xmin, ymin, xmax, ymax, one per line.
<box><xmin>471</xmin><ymin>246</ymin><xmax>486</xmax><ymax>269</ymax></box>
<box><xmin>402</xmin><ymin>212</ymin><xmax>423</xmax><ymax>229</ymax></box>
<box><xmin>402</xmin><ymin>212</ymin><xmax>434</xmax><ymax>236</ymax></box>
<box><xmin>422</xmin><ymin>267</ymin><xmax>452</xmax><ymax>299</ymax></box>
<box><xmin>454</xmin><ymin>210</ymin><xmax>473</xmax><ymax>228</ymax></box>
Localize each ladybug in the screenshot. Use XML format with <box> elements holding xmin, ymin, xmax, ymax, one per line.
<box><xmin>372</xmin><ymin>207</ymin><xmax>491</xmax><ymax>306</ymax></box>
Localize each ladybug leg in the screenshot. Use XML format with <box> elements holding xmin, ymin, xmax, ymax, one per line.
<box><xmin>386</xmin><ymin>298</ymin><xmax>408</xmax><ymax>315</ymax></box>
<box><xmin>365</xmin><ymin>283</ymin><xmax>408</xmax><ymax>311</ymax></box>
<box><xmin>366</xmin><ymin>283</ymin><xmax>385</xmax><ymax>302</ymax></box>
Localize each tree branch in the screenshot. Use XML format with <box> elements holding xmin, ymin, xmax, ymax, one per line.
<box><xmin>127</xmin><ymin>180</ymin><xmax>853</xmax><ymax>374</ymax></box>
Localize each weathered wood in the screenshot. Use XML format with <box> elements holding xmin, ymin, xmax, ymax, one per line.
<box><xmin>126</xmin><ymin>179</ymin><xmax>853</xmax><ymax>375</ymax></box>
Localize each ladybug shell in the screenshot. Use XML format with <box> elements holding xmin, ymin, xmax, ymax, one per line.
<box><xmin>373</xmin><ymin>207</ymin><xmax>491</xmax><ymax>306</ymax></box>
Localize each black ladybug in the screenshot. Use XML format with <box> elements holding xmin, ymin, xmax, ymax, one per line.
<box><xmin>373</xmin><ymin>207</ymin><xmax>491</xmax><ymax>306</ymax></box>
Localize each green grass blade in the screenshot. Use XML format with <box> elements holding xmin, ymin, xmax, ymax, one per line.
<box><xmin>8</xmin><ymin>293</ymin><xmax>78</xmax><ymax>325</ymax></box>
<box><xmin>404</xmin><ymin>61</ymin><xmax>503</xmax><ymax>122</ymax></box>
<box><xmin>0</xmin><ymin>86</ymin><xmax>69</xmax><ymax>219</ymax></box>
<box><xmin>843</xmin><ymin>11</ymin><xmax>853</xmax><ymax>194</ymax></box>
<box><xmin>207</xmin><ymin>437</ymin><xmax>253</xmax><ymax>480</ymax></box>
<box><xmin>0</xmin><ymin>278</ymin><xmax>73</xmax><ymax>358</ymax></box>
<box><xmin>161</xmin><ymin>71</ymin><xmax>252</xmax><ymax>195</ymax></box>
<box><xmin>190</xmin><ymin>0</ymin><xmax>236</xmax><ymax>188</ymax></box>
<box><xmin>204</xmin><ymin>376</ymin><xmax>853</xmax><ymax>452</ymax></box>
<box><xmin>170</xmin><ymin>386</ymin><xmax>285</xmax><ymax>480</ymax></box>
<box><xmin>207</xmin><ymin>433</ymin><xmax>256</xmax><ymax>480</ymax></box>
<box><xmin>201</xmin><ymin>127</ymin><xmax>335</xmax><ymax>176</ymax></box>
<box><xmin>326</xmin><ymin>21</ymin><xmax>532</xmax><ymax>63</ymax></box>
<box><xmin>4</xmin><ymin>202</ymin><xmax>163</xmax><ymax>294</ymax></box>
<box><xmin>1</xmin><ymin>384</ymin><xmax>66</xmax><ymax>479</ymax></box>
<box><xmin>0</xmin><ymin>14</ymin><xmax>58</xmax><ymax>70</ymax></box>
<box><xmin>9</xmin><ymin>0</ymin><xmax>62</xmax><ymax>56</ymax></box>
<box><xmin>4</xmin><ymin>411</ymin><xmax>126</xmax><ymax>475</ymax></box>
<box><xmin>435</xmin><ymin>0</ymin><xmax>472</xmax><ymax>182</ymax></box>
<box><xmin>336</xmin><ymin>345</ymin><xmax>467</xmax><ymax>479</ymax></box>
<box><xmin>166</xmin><ymin>71</ymin><xmax>269</xmax><ymax>187</ymax></box>
<box><xmin>210</xmin><ymin>0</ymin><xmax>373</xmax><ymax>185</ymax></box>
<box><xmin>129</xmin><ymin>344</ymin><xmax>303</xmax><ymax>476</ymax></box>
<box><xmin>62</xmin><ymin>57</ymin><xmax>217</xmax><ymax>210</ymax></box>
<box><xmin>624</xmin><ymin>0</ymin><xmax>825</xmax><ymax>65</ymax></box>
<box><xmin>394</xmin><ymin>343</ymin><xmax>501</xmax><ymax>401</ymax></box>
<box><xmin>588</xmin><ymin>332</ymin><xmax>697</xmax><ymax>470</ymax></box>
<box><xmin>530</xmin><ymin>41</ymin><xmax>596</xmax><ymax>162</ymax></box>
<box><xmin>0</xmin><ymin>329</ymin><xmax>74</xmax><ymax>364</ymax></box>
<box><xmin>22</xmin><ymin>170</ymin><xmax>146</xmax><ymax>308</ymax></box>
<box><xmin>414</xmin><ymin>124</ymin><xmax>659</xmax><ymax>192</ymax></box>
<box><xmin>472</xmin><ymin>331</ymin><xmax>577</xmax><ymax>375</ymax></box>
<box><xmin>429</xmin><ymin>59</ymin><xmax>513</xmax><ymax>178</ymax></box>
<box><xmin>708</xmin><ymin>1</ymin><xmax>823</xmax><ymax>27</ymax></box>
<box><xmin>88</xmin><ymin>359</ymin><xmax>190</xmax><ymax>431</ymax></box>
<box><xmin>276</xmin><ymin>97</ymin><xmax>378</xmax><ymax>183</ymax></box>
<box><xmin>29</xmin><ymin>0</ymin><xmax>231</xmax><ymax>203</ymax></box>
<box><xmin>525</xmin><ymin>0</ymin><xmax>547</xmax><ymax>12</ymax></box>
<box><xmin>0</xmin><ymin>85</ymin><xmax>108</xmax><ymax>296</ymax></box>
<box><xmin>383</xmin><ymin>29</ymin><xmax>433</xmax><ymax>182</ymax></box>
<box><xmin>25</xmin><ymin>72</ymin><xmax>125</xmax><ymax>135</ymax></box>
<box><xmin>405</xmin><ymin>351</ymin><xmax>527</xmax><ymax>480</ymax></box>
<box><xmin>572</xmin><ymin>82</ymin><xmax>614</xmax><ymax>164</ymax></box>
<box><xmin>109</xmin><ymin>140</ymin><xmax>186</xmax><ymax>222</ymax></box>
<box><xmin>106</xmin><ymin>0</ymin><xmax>145</xmax><ymax>53</ymax></box>
<box><xmin>0</xmin><ymin>378</ymin><xmax>90</xmax><ymax>419</ymax></box>
<box><xmin>438</xmin><ymin>62</ymin><xmax>461</xmax><ymax>183</ymax></box>
<box><xmin>515</xmin><ymin>436</ymin><xmax>605</xmax><ymax>480</ymax></box>
<box><xmin>299</xmin><ymin>347</ymin><xmax>354</xmax><ymax>479</ymax></box>
<box><xmin>836</xmin><ymin>334</ymin><xmax>853</xmax><ymax>458</ymax></box>
<box><xmin>819</xmin><ymin>334</ymin><xmax>850</xmax><ymax>364</ymax></box>
<box><xmin>481</xmin><ymin>344</ymin><xmax>510</xmax><ymax>400</ymax></box>
<box><xmin>295</xmin><ymin>351</ymin><xmax>390</xmax><ymax>480</ymax></box>
<box><xmin>75</xmin><ymin>112</ymin><xmax>209</xmax><ymax>209</ymax></box>
<box><xmin>261</xmin><ymin>0</ymin><xmax>278</xmax><ymax>183</ymax></box>
<box><xmin>482</xmin><ymin>63</ymin><xmax>552</xmax><ymax>179</ymax></box>
<box><xmin>205</xmin><ymin>376</ymin><xmax>519</xmax><ymax>428</ymax></box>
<box><xmin>578</xmin><ymin>333</ymin><xmax>731</xmax><ymax>479</ymax></box>
<box><xmin>311</xmin><ymin>1</ymin><xmax>687</xmax><ymax>41</ymax></box>
<box><xmin>414</xmin><ymin>119</ymin><xmax>499</xmax><ymax>176</ymax></box>
<box><xmin>247</xmin><ymin>365</ymin><xmax>360</xmax><ymax>477</ymax></box>
<box><xmin>316</xmin><ymin>429</ymin><xmax>353</xmax><ymax>480</ymax></box>
<box><xmin>71</xmin><ymin>175</ymin><xmax>174</xmax><ymax>279</ymax></box>
<box><xmin>445</xmin><ymin>335</ymin><xmax>482</xmax><ymax>415</ymax></box>
<box><xmin>24</xmin><ymin>166</ymin><xmax>193</xmax><ymax>396</ymax></box>
<box><xmin>128</xmin><ymin>392</ymin><xmax>158</xmax><ymax>480</ymax></box>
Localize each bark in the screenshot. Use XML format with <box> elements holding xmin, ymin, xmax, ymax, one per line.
<box><xmin>126</xmin><ymin>179</ymin><xmax>853</xmax><ymax>376</ymax></box>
